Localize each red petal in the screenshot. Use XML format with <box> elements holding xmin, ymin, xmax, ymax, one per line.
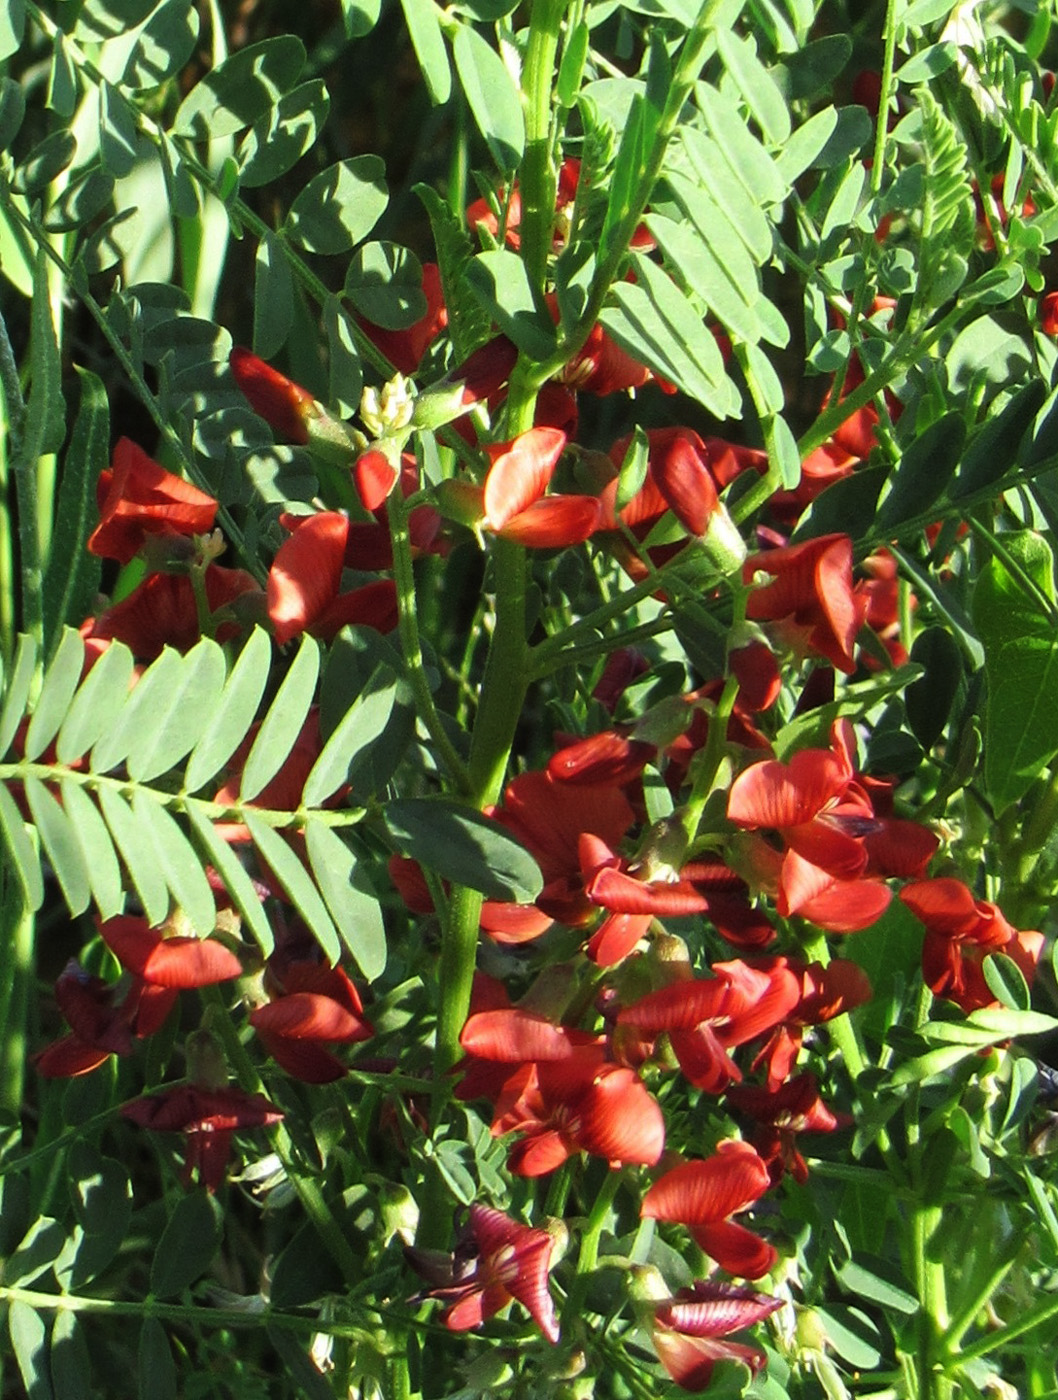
<box><xmin>651</xmin><ymin>432</ymin><xmax>719</xmax><ymax>536</ymax></box>
<box><xmin>657</xmin><ymin>1281</ymin><xmax>784</xmax><ymax>1337</ymax></box>
<box><xmin>255</xmin><ymin>1030</ymin><xmax>349</xmax><ymax>1083</ymax></box>
<box><xmin>35</xmin><ymin>1037</ymin><xmax>112</xmax><ymax>1078</ymax></box>
<box><xmin>586</xmin><ymin>912</ymin><xmax>653</xmax><ymax>966</ymax></box>
<box><xmin>353</xmin><ymin>450</ymin><xmax>399</xmax><ymax>512</ymax></box>
<box><xmin>575</xmin><ymin>1068</ymin><xmax>665</xmax><ymax>1165</ymax></box>
<box><xmin>483</xmin><ymin>428</ymin><xmax>567</xmax><ymax>530</ymax></box>
<box><xmin>230</xmin><ymin>348</ymin><xmax>314</xmax><ymax>444</ymax></box>
<box><xmin>142</xmin><ymin>937</ymin><xmax>243</xmax><ymax>988</ymax></box>
<box><xmin>654</xmin><ymin>1328</ymin><xmax>766</xmax><ymax>1389</ymax></box>
<box><xmin>641</xmin><ymin>1142</ymin><xmax>771</xmax><ymax>1226</ymax></box>
<box><xmin>88</xmin><ymin>439</ymin><xmax>218</xmax><ymax>564</ymax></box>
<box><xmin>496</xmin><ymin>495</ymin><xmax>601</xmax><ymax>548</ymax></box>
<box><xmin>728</xmin><ymin>750</ymin><xmax>849</xmax><ymax>831</ymax></box>
<box><xmin>460</xmin><ymin>1010</ymin><xmax>597</xmax><ymax>1061</ymax></box>
<box><xmin>251</xmin><ymin>992</ymin><xmax>372</xmax><ymax>1043</ymax></box>
<box><xmin>691</xmin><ymin>1220</ymin><xmax>777</xmax><ymax>1280</ymax></box>
<box><xmin>267</xmin><ymin>512</ymin><xmax>349</xmax><ymax>645</ymax></box>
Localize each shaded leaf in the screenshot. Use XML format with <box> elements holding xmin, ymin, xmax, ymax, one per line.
<box><xmin>302</xmin><ymin>665</ymin><xmax>397</xmax><ymax>806</ymax></box>
<box><xmin>8</xmin><ymin>1301</ymin><xmax>53</xmax><ymax>1400</ymax></box>
<box><xmin>285</xmin><ymin>157</ymin><xmax>388</xmax><ymax>256</ymax></box>
<box><xmin>171</xmin><ymin>36</ymin><xmax>306</xmax><ymax>139</ymax></box>
<box><xmin>452</xmin><ymin>23</ymin><xmax>524</xmax><ymax>170</ymax></box>
<box><xmin>0</xmin><ymin>781</ymin><xmax>44</xmax><ymax>910</ymax></box>
<box><xmin>399</xmin><ymin>0</ymin><xmax>451</xmax><ymax>104</ymax></box>
<box><xmin>150</xmin><ymin>1191</ymin><xmax>223</xmax><ymax>1297</ymax></box>
<box><xmin>0</xmin><ymin>633</ymin><xmax>38</xmax><ymax>759</ymax></box>
<box><xmin>42</xmin><ymin>370</ymin><xmax>106</xmax><ymax>648</ymax></box>
<box><xmin>384</xmin><ymin>797</ymin><xmax>543</xmax><ymax>901</ymax></box>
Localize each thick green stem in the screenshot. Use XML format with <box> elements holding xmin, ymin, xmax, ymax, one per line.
<box><xmin>0</xmin><ymin>881</ymin><xmax>33</xmax><ymax>1118</ymax></box>
<box><xmin>912</xmin><ymin>1204</ymin><xmax>952</xmax><ymax>1400</ymax></box>
<box><xmin>519</xmin><ymin>0</ymin><xmax>568</xmax><ymax>299</ymax></box>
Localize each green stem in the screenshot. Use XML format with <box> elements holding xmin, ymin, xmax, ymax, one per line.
<box><xmin>387</xmin><ymin>488</ymin><xmax>472</xmax><ymax>794</ymax></box>
<box><xmin>0</xmin><ymin>881</ymin><xmax>33</xmax><ymax>1118</ymax></box>
<box><xmin>519</xmin><ymin>0</ymin><xmax>568</xmax><ymax>300</ymax></box>
<box><xmin>942</xmin><ymin>1291</ymin><xmax>1058</xmax><ymax>1368</ymax></box>
<box><xmin>912</xmin><ymin>1204</ymin><xmax>952</xmax><ymax>1400</ymax></box>
<box><xmin>560</xmin><ymin>1169</ymin><xmax>624</xmax><ymax>1331</ymax></box>
<box><xmin>940</xmin><ymin>1238</ymin><xmax>1020</xmax><ymax>1357</ymax></box>
<box><xmin>871</xmin><ymin>0</ymin><xmax>900</xmax><ymax>198</ymax></box>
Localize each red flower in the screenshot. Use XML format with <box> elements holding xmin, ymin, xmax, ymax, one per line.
<box><xmin>899</xmin><ymin>879</ymin><xmax>1045</xmax><ymax>1012</ymax></box>
<box><xmin>651</xmin><ymin>1280</ymin><xmax>784</xmax><ymax>1391</ymax></box>
<box><xmin>618</xmin><ymin>959</ymin><xmax>802</xmax><ymax>1094</ymax></box>
<box><xmin>1041</xmin><ymin>291</ymin><xmax>1058</xmax><ymax>337</ymax></box>
<box><xmin>743</xmin><ymin>533</ymin><xmax>867</xmax><ymax>674</ymax></box>
<box><xmin>641</xmin><ymin>1140</ymin><xmax>777</xmax><ymax>1279</ymax></box>
<box><xmin>478</xmin><ymin>427</ymin><xmax>600</xmax><ymax>549</ymax></box>
<box><xmin>99</xmin><ymin>915</ymin><xmax>242</xmax><ymax>988</ymax></box>
<box><xmin>409</xmin><ymin>1203</ymin><xmax>560</xmax><ymax>1343</ymax></box>
<box><xmin>121</xmin><ymin>1085</ymin><xmax>282</xmax><ymax>1192</ymax></box>
<box><xmin>726</xmin><ymin>722</ymin><xmax>894</xmax><ymax>931</ymax></box>
<box><xmin>80</xmin><ymin>565</ymin><xmax>260</xmax><ymax>661</ymax></box>
<box><xmin>88</xmin><ymin>439</ymin><xmax>217</xmax><ymax>565</ymax></box>
<box><xmin>726</xmin><ymin>1072</ymin><xmax>848</xmax><ymax>1183</ymax></box>
<box><xmin>229</xmin><ymin>348</ymin><xmax>316</xmax><ymax>445</ymax></box>
<box><xmin>250</xmin><ymin>954</ymin><xmax>373</xmax><ymax>1083</ymax></box>
<box><xmin>267</xmin><ymin>512</ymin><xmax>398</xmax><ymax>645</ymax></box>
<box><xmin>35</xmin><ymin>961</ymin><xmax>140</xmax><ymax>1078</ymax></box>
<box><xmin>603</xmin><ymin>429</ymin><xmax>724</xmax><ymax>537</ymax></box>
<box><xmin>750</xmin><ymin>957</ymin><xmax>872</xmax><ymax>1089</ymax></box>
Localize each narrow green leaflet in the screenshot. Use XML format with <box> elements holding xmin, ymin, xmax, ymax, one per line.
<box><xmin>384</xmin><ymin>797</ymin><xmax>543</xmax><ymax>902</ymax></box>
<box><xmin>0</xmin><ymin>0</ymin><xmax>25</xmax><ymax>63</ymax></box>
<box><xmin>951</xmin><ymin>381</ymin><xmax>1046</xmax><ymax>500</ymax></box>
<box><xmin>8</xmin><ymin>1301</ymin><xmax>52</xmax><ymax>1400</ymax></box>
<box><xmin>242</xmin><ymin>812</ymin><xmax>340</xmax><ymax>962</ymax></box>
<box><xmin>91</xmin><ymin>648</ymin><xmax>185</xmax><ymax>775</ymax></box>
<box><xmin>972</xmin><ymin>531</ymin><xmax>1058</xmax><ymax>812</ymax></box>
<box><xmin>872</xmin><ymin>412</ymin><xmax>966</xmax><ymax>534</ymax></box>
<box><xmin>399</xmin><ymin>0</ymin><xmax>452</xmax><ymax>105</ymax></box>
<box><xmin>452</xmin><ymin>23</ymin><xmax>525</xmax><ymax>170</ymax></box>
<box><xmin>253</xmin><ymin>232</ymin><xmax>295</xmax><ymax>360</ymax></box>
<box><xmin>50</xmin><ymin>1313</ymin><xmax>93</xmax><ymax>1399</ymax></box>
<box><xmin>186</xmin><ymin>804</ymin><xmax>274</xmax><ymax>954</ymax></box>
<box><xmin>600</xmin><ymin>253</ymin><xmax>740</xmax><ymax>418</ymax></box>
<box><xmin>59</xmin><ymin>780</ymin><xmax>124</xmax><ymax>920</ymax></box>
<box><xmin>302</xmin><ymin>666</ymin><xmax>397</xmax><ymax>806</ymax></box>
<box><xmin>304</xmin><ymin>820</ymin><xmax>387</xmax><ymax>978</ymax></box>
<box><xmin>0</xmin><ymin>633</ymin><xmax>37</xmax><ymax>759</ymax></box>
<box><xmin>1</xmin><ymin>1215</ymin><xmax>65</xmax><ymax>1287</ymax></box>
<box><xmin>696</xmin><ymin>83</ymin><xmax>786</xmax><ymax>207</ymax></box>
<box><xmin>646</xmin><ymin>211</ymin><xmax>764</xmax><ymax>347</ymax></box>
<box><xmin>97</xmin><ymin>785</ymin><xmax>170</xmax><ymax>925</ymax></box>
<box><xmin>23</xmin><ymin>251</ymin><xmax>65</xmax><ymax>467</ymax></box>
<box><xmin>23</xmin><ymin>628</ymin><xmax>84</xmax><ymax>763</ymax></box>
<box><xmin>132</xmin><ymin>792</ymin><xmax>217</xmax><ymax>936</ymax></box>
<box><xmin>239</xmin><ymin>633</ymin><xmax>319</xmax><ymax>803</ymax></box>
<box><xmin>121</xmin><ymin>0</ymin><xmax>200</xmax><ymax>90</ymax></box>
<box><xmin>138</xmin><ymin>1319</ymin><xmax>177</xmax><ymax>1400</ymax></box>
<box><xmin>668</xmin><ymin>159</ymin><xmax>772</xmax><ymax>278</ymax></box>
<box><xmin>56</xmin><ymin>642</ymin><xmax>135</xmax><ymax>766</ymax></box>
<box><xmin>184</xmin><ymin>626</ymin><xmax>272</xmax><ymax>793</ymax></box>
<box><xmin>126</xmin><ymin>638</ymin><xmax>227</xmax><ymax>783</ymax></box>
<box><xmin>42</xmin><ymin>369</ymin><xmax>107</xmax><ymax>649</ymax></box>
<box><xmin>23</xmin><ymin>776</ymin><xmax>91</xmax><ymax>916</ymax></box>
<box><xmin>170</xmin><ymin>36</ymin><xmax>307</xmax><ymax>139</ymax></box>
<box><xmin>285</xmin><ymin>157</ymin><xmax>388</xmax><ymax>256</ymax></box>
<box><xmin>415</xmin><ymin>183</ymin><xmax>492</xmax><ymax>359</ymax></box>
<box><xmin>47</xmin><ymin>30</ymin><xmax>78</xmax><ymax>119</ymax></box>
<box><xmin>99</xmin><ymin>81</ymin><xmax>138</xmax><ymax>177</ymax></box>
<box><xmin>715</xmin><ymin>28</ymin><xmax>790</xmax><ymax>144</ymax></box>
